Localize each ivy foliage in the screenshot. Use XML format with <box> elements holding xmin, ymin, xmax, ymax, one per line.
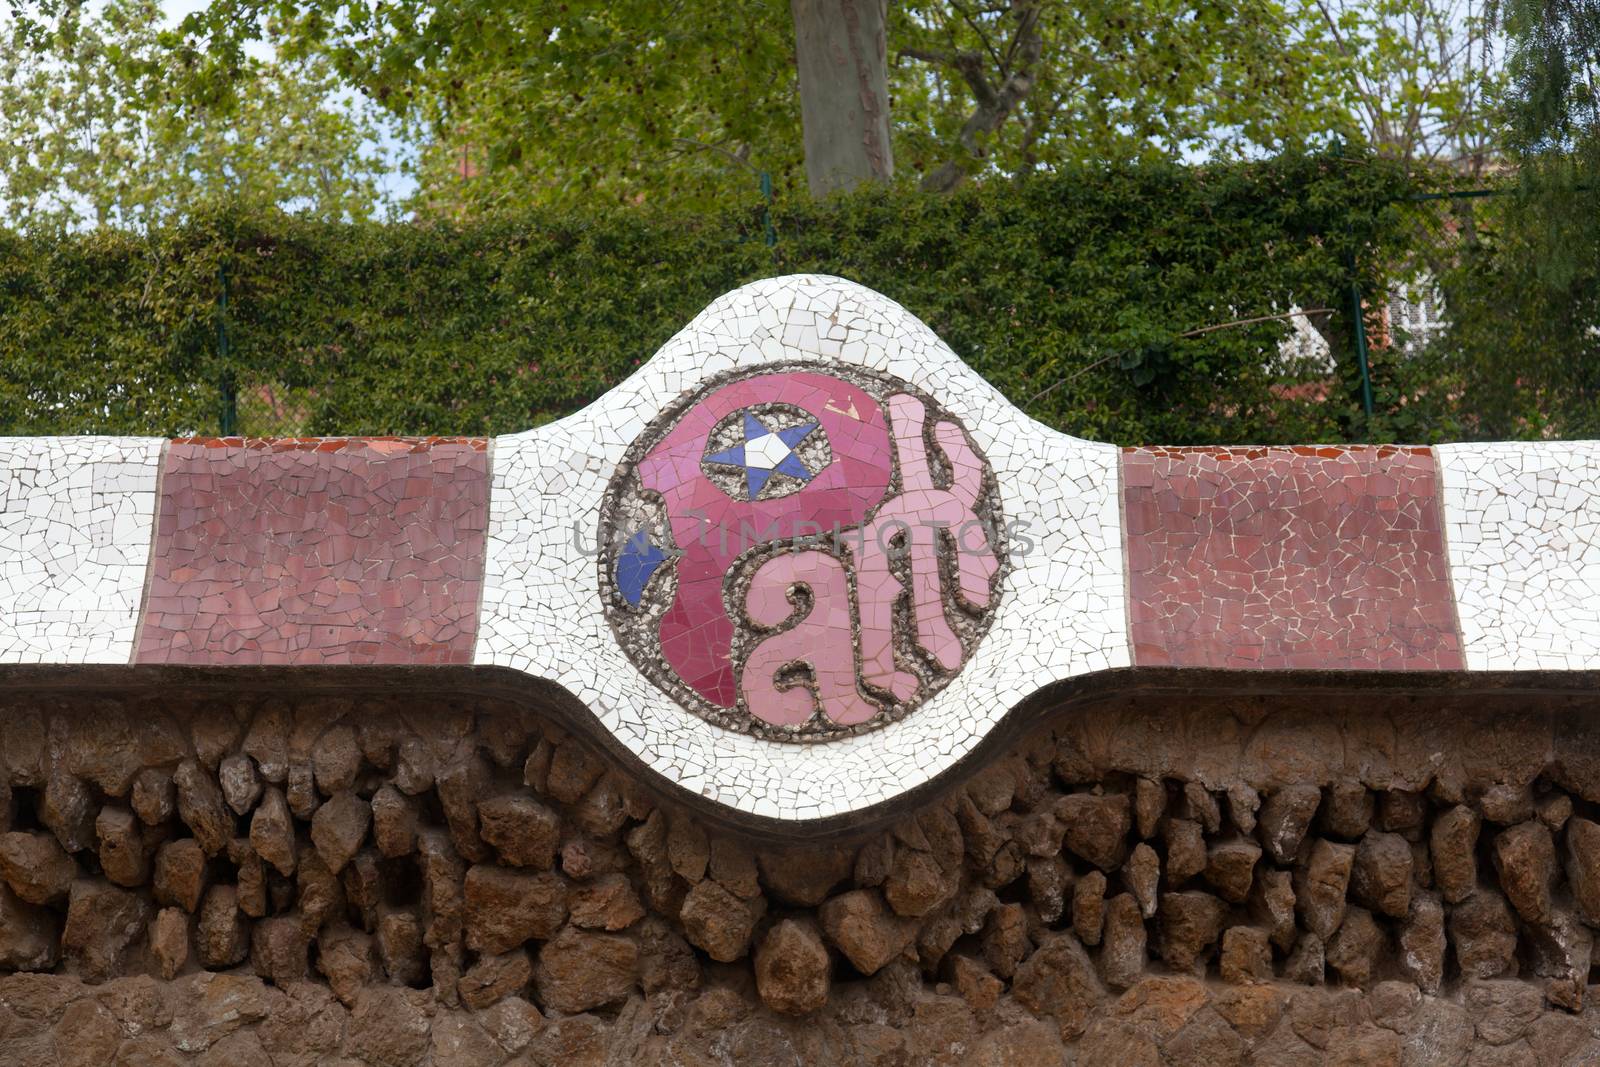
<box><xmin>0</xmin><ymin>152</ymin><xmax>1421</xmax><ymax>443</ymax></box>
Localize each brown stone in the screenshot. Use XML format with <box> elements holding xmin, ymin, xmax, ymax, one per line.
<box><xmin>174</xmin><ymin>759</ymin><xmax>232</xmax><ymax>857</ymax></box>
<box><xmin>707</xmin><ymin>837</ymin><xmax>760</xmax><ymax>899</ymax></box>
<box><xmin>0</xmin><ymin>883</ymin><xmax>58</xmax><ymax>971</ymax></box>
<box><xmin>1204</xmin><ymin>837</ymin><xmax>1262</xmax><ymax>903</ymax></box>
<box><xmin>234</xmin><ymin>847</ymin><xmax>268</xmax><ymax>918</ymax></box>
<box><xmin>1480</xmin><ymin>783</ymin><xmax>1536</xmax><ymax>824</ymax></box>
<box><xmin>679</xmin><ymin>877</ymin><xmax>765</xmax><ymax>962</ymax></box>
<box><xmin>346</xmin><ymin>986</ymin><xmax>433</xmax><ymax>1067</ymax></box>
<box><xmin>436</xmin><ymin>751</ymin><xmax>491</xmax><ymax>864</ymax></box>
<box><xmin>309</xmin><ymin>790</ymin><xmax>370</xmax><ymax>874</ymax></box>
<box><xmin>1213</xmin><ymin>984</ymin><xmax>1286</xmax><ymax>1038</ymax></box>
<box><xmin>1013</xmin><ymin>931</ymin><xmax>1105</xmax><ymax>1040</ymax></box>
<box><xmin>1322</xmin><ymin>781</ymin><xmax>1374</xmax><ymax>840</ymax></box>
<box><xmin>1182</xmin><ymin>782</ymin><xmax>1222</xmax><ymax>833</ymax></box>
<box><xmin>0</xmin><ymin>830</ymin><xmax>76</xmax><ymax>904</ymax></box>
<box><xmin>241</xmin><ymin>702</ymin><xmax>290</xmax><ymax>783</ymax></box>
<box><xmin>1466</xmin><ymin>979</ymin><xmax>1545</xmax><ymax>1045</ymax></box>
<box><xmin>1167</xmin><ymin>1009</ymin><xmax>1247</xmax><ymax>1067</ymax></box>
<box><xmin>982</xmin><ymin>902</ymin><xmax>1030</xmax><ymax>979</ymax></box>
<box><xmin>218</xmin><ymin>756</ymin><xmax>263</xmax><ymax>817</ymax></box>
<box><xmin>1536</xmin><ymin>791</ymin><xmax>1573</xmax><ymax>832</ymax></box>
<box><xmin>40</xmin><ymin>770</ymin><xmax>96</xmax><ymax>853</ymax></box>
<box><xmin>250</xmin><ymin>915</ymin><xmax>309</xmax><ymax>985</ymax></box>
<box><xmin>62</xmin><ymin>878</ymin><xmax>149</xmax><ymax>980</ymax></box>
<box><xmin>457</xmin><ymin>948</ymin><xmax>533</xmax><ymax>1010</ymax></box>
<box><xmin>1124</xmin><ymin>842</ymin><xmax>1160</xmax><ymax>918</ymax></box>
<box><xmin>1164</xmin><ymin>818</ymin><xmax>1208</xmax><ymax>884</ymax></box>
<box><xmin>1135</xmin><ymin>778</ymin><xmax>1166</xmax><ymax>839</ymax></box>
<box><xmin>377</xmin><ymin>909</ymin><xmax>426</xmax><ymax>986</ymax></box>
<box><xmin>1284</xmin><ymin>932</ymin><xmax>1325</xmax><ymax>985</ymax></box>
<box><xmin>150</xmin><ymin>907</ymin><xmax>188</xmax><ymax>980</ymax></box>
<box><xmin>1397</xmin><ymin>890</ymin><xmax>1445</xmax><ymax>993</ymax></box>
<box><xmin>546</xmin><ymin>741</ymin><xmax>608</xmax><ymax>805</ymax></box>
<box><xmin>95</xmin><ymin>806</ymin><xmax>149</xmax><ymax>888</ymax></box>
<box><xmin>819</xmin><ymin>889</ymin><xmax>914</xmax><ymax>976</ymax></box>
<box><xmin>1100</xmin><ymin>892</ymin><xmax>1146</xmax><ymax>990</ymax></box>
<box><xmin>131</xmin><ymin>768</ymin><xmax>175</xmax><ymax>827</ymax></box>
<box><xmin>636</xmin><ymin>914</ymin><xmax>700</xmax><ymax>994</ymax></box>
<box><xmin>1296</xmin><ymin>839</ymin><xmax>1355</xmax><ymax>939</ymax></box>
<box><xmin>1492</xmin><ymin>820</ymin><xmax>1556</xmax><ymax>926</ymax></box>
<box><xmin>1227</xmin><ymin>783</ymin><xmax>1261</xmax><ymax>835</ymax></box>
<box><xmin>1158</xmin><ymin>891</ymin><xmax>1228</xmax><ymax>971</ymax></box>
<box><xmin>249</xmin><ymin>786</ymin><xmax>297</xmax><ymax>876</ymax></box>
<box><xmin>311</xmin><ymin>723</ymin><xmax>361</xmax><ymax>795</ymax></box>
<box><xmin>755</xmin><ymin>919</ymin><xmax>830</xmax><ymax>1016</ymax></box>
<box><xmin>479</xmin><ymin>995</ymin><xmax>545</xmax><ymax>1052</ymax></box>
<box><xmin>295</xmin><ymin>850</ymin><xmax>344</xmax><ymax>935</ymax></box>
<box><xmin>153</xmin><ymin>839</ymin><xmax>209</xmax><ymax>913</ymax></box>
<box><xmin>1451</xmin><ymin>888</ymin><xmax>1518</xmax><ymax>979</ymax></box>
<box><xmin>758</xmin><ymin>845</ymin><xmax>854</xmax><ymax>906</ymax></box>
<box><xmin>1526</xmin><ymin>905</ymin><xmax>1592</xmax><ymax>1012</ymax></box>
<box><xmin>1352</xmin><ymin>831</ymin><xmax>1414</xmax><ymax>919</ymax></box>
<box><xmin>1259</xmin><ymin>783</ymin><xmax>1322</xmax><ymax>863</ymax></box>
<box><xmin>1055</xmin><ymin>792</ymin><xmax>1131</xmax><ymax>871</ymax></box>
<box><xmin>1564</xmin><ymin>816</ymin><xmax>1600</xmax><ymax>924</ymax></box>
<box><xmin>1221</xmin><ymin>926</ymin><xmax>1273</xmax><ymax>984</ymax></box>
<box><xmin>569</xmin><ymin>872</ymin><xmax>645</xmax><ymax>930</ymax></box>
<box><xmin>393</xmin><ymin>735</ymin><xmax>435</xmax><ymax>795</ymax></box>
<box><xmin>1072</xmin><ymin>869</ymin><xmax>1107</xmax><ymax>946</ymax></box>
<box><xmin>370</xmin><ymin>785</ymin><xmax>417</xmax><ymax>859</ymax></box>
<box><xmin>1432</xmin><ymin>804</ymin><xmax>1482</xmax><ymax>904</ymax></box>
<box><xmin>1378</xmin><ymin>790</ymin><xmax>1427</xmax><ymax>837</ymax></box>
<box><xmin>196</xmin><ymin>886</ymin><xmax>250</xmax><ymax>969</ymax></box>
<box><xmin>1326</xmin><ymin>905</ymin><xmax>1383</xmax><ymax>987</ymax></box>
<box><xmin>463</xmin><ymin>865</ymin><xmax>567</xmax><ymax>955</ymax></box>
<box><xmin>883</xmin><ymin>848</ymin><xmax>955</xmax><ymax>918</ymax></box>
<box><xmin>1250</xmin><ymin>868</ymin><xmax>1298</xmax><ymax>952</ymax></box>
<box><xmin>478</xmin><ymin>793</ymin><xmax>561</xmax><ymax>870</ymax></box>
<box><xmin>535</xmin><ymin>926</ymin><xmax>638</xmax><ymax>1013</ymax></box>
<box><xmin>1027</xmin><ymin>855</ymin><xmax>1072</xmax><ymax>923</ymax></box>
<box><xmin>315</xmin><ymin>927</ymin><xmax>374</xmax><ymax>1011</ymax></box>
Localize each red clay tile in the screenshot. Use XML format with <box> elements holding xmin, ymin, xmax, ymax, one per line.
<box><xmin>136</xmin><ymin>438</ymin><xmax>489</xmax><ymax>666</ymax></box>
<box><xmin>1121</xmin><ymin>446</ymin><xmax>1462</xmax><ymax>670</ymax></box>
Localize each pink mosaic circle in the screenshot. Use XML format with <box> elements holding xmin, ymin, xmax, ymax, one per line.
<box><xmin>599</xmin><ymin>364</ymin><xmax>1007</xmax><ymax>741</ymax></box>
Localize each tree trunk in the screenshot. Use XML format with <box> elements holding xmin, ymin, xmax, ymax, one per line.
<box><xmin>790</xmin><ymin>0</ymin><xmax>893</xmax><ymax>197</ymax></box>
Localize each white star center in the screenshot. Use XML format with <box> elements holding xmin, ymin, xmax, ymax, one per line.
<box><xmin>744</xmin><ymin>432</ymin><xmax>794</xmax><ymax>470</ymax></box>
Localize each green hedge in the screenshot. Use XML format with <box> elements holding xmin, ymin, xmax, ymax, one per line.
<box><xmin>0</xmin><ymin>153</ymin><xmax>1420</xmax><ymax>444</ymax></box>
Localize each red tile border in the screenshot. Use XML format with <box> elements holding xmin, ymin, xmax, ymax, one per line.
<box><xmin>136</xmin><ymin>438</ymin><xmax>489</xmax><ymax>665</ymax></box>
<box><xmin>1122</xmin><ymin>445</ymin><xmax>1463</xmax><ymax>670</ymax></box>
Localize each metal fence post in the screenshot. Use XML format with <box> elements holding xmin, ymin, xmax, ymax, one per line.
<box><xmin>217</xmin><ymin>262</ymin><xmax>236</xmax><ymax>436</ymax></box>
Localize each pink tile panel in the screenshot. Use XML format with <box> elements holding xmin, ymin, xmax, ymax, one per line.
<box><xmin>136</xmin><ymin>437</ymin><xmax>489</xmax><ymax>665</ymax></box>
<box><xmin>1122</xmin><ymin>446</ymin><xmax>1463</xmax><ymax>670</ymax></box>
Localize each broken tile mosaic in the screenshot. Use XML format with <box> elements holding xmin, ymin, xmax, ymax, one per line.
<box><xmin>136</xmin><ymin>437</ymin><xmax>488</xmax><ymax>665</ymax></box>
<box><xmin>1122</xmin><ymin>445</ymin><xmax>1463</xmax><ymax>670</ymax></box>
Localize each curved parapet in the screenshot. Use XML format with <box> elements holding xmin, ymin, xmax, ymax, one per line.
<box><xmin>2</xmin><ymin>275</ymin><xmax>1598</xmax><ymax>830</ymax></box>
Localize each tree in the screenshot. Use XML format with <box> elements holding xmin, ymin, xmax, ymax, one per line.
<box><xmin>0</xmin><ymin>0</ymin><xmax>399</xmax><ymax>231</ymax></box>
<box><xmin>8</xmin><ymin>0</ymin><xmax>1358</xmax><ymax>213</ymax></box>
<box><xmin>1428</xmin><ymin>0</ymin><xmax>1600</xmax><ymax>437</ymax></box>
<box><xmin>792</xmin><ymin>0</ymin><xmax>894</xmax><ymax>195</ymax></box>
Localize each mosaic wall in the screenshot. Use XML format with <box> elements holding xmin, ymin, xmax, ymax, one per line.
<box><xmin>0</xmin><ymin>276</ymin><xmax>1598</xmax><ymax>827</ymax></box>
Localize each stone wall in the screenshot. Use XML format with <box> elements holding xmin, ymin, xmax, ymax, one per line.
<box><xmin>4</xmin><ymin>687</ymin><xmax>1600</xmax><ymax>1065</ymax></box>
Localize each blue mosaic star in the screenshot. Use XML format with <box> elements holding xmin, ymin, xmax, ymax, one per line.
<box><xmin>705</xmin><ymin>412</ymin><xmax>820</xmax><ymax>499</ymax></box>
<box><xmin>616</xmin><ymin>528</ymin><xmax>670</xmax><ymax>607</ymax></box>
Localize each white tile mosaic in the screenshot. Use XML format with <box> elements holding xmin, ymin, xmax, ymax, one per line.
<box><xmin>0</xmin><ymin>437</ymin><xmax>164</xmax><ymax>664</ymax></box>
<box><xmin>1437</xmin><ymin>441</ymin><xmax>1600</xmax><ymax>671</ymax></box>
<box><xmin>476</xmin><ymin>275</ymin><xmax>1129</xmax><ymax>820</ymax></box>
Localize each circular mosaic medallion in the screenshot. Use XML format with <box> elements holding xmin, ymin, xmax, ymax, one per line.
<box><xmin>599</xmin><ymin>363</ymin><xmax>1007</xmax><ymax>741</ymax></box>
